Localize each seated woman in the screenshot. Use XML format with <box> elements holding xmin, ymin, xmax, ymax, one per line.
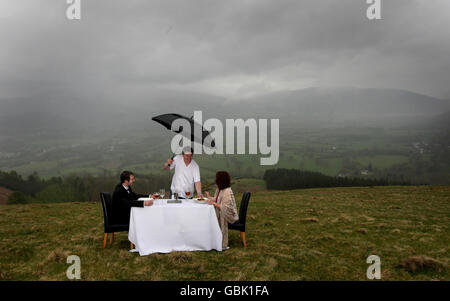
<box><xmin>205</xmin><ymin>171</ymin><xmax>239</xmax><ymax>249</ymax></box>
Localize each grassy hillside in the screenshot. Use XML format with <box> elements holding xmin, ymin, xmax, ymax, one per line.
<box><xmin>0</xmin><ymin>186</ymin><xmax>448</xmax><ymax>280</ymax></box>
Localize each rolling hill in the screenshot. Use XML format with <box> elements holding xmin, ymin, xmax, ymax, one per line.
<box><xmin>1</xmin><ymin>87</ymin><xmax>449</xmax><ymax>136</ymax></box>
<box><xmin>0</xmin><ymin>185</ymin><xmax>448</xmax><ymax>280</ymax></box>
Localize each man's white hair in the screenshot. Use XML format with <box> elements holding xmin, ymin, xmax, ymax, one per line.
<box><xmin>182</xmin><ymin>146</ymin><xmax>193</xmax><ymax>154</ymax></box>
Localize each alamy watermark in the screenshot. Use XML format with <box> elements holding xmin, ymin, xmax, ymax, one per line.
<box><xmin>66</xmin><ymin>255</ymin><xmax>81</xmax><ymax>279</ymax></box>
<box><xmin>66</xmin><ymin>1</ymin><xmax>381</xmax><ymax>22</ymax></box>
<box><xmin>66</xmin><ymin>0</ymin><xmax>81</xmax><ymax>20</ymax></box>
<box><xmin>169</xmin><ymin>111</ymin><xmax>279</xmax><ymax>166</ymax></box>
<box><xmin>366</xmin><ymin>0</ymin><xmax>382</xmax><ymax>20</ymax></box>
<box><xmin>366</xmin><ymin>255</ymin><xmax>381</xmax><ymax>279</ymax></box>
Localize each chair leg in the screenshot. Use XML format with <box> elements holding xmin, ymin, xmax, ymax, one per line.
<box><xmin>102</xmin><ymin>233</ymin><xmax>108</xmax><ymax>249</ymax></box>
<box><xmin>109</xmin><ymin>232</ymin><xmax>114</xmax><ymax>245</ymax></box>
<box><xmin>240</xmin><ymin>232</ymin><xmax>247</xmax><ymax>248</ymax></box>
<box><xmin>130</xmin><ymin>242</ymin><xmax>135</xmax><ymax>249</ymax></box>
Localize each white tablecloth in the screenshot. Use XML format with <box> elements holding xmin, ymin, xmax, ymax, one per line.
<box><xmin>128</xmin><ymin>199</ymin><xmax>223</xmax><ymax>256</ymax></box>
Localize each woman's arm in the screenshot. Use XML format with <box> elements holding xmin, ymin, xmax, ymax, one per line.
<box><xmin>204</xmin><ymin>191</ymin><xmax>214</xmax><ymax>201</ymax></box>
<box><xmin>208</xmin><ymin>200</ymin><xmax>221</xmax><ymax>209</ymax></box>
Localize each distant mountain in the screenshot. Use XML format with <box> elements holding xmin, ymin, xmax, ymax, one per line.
<box><xmin>420</xmin><ymin>110</ymin><xmax>450</xmax><ymax>130</ymax></box>
<box><xmin>0</xmin><ymin>87</ymin><xmax>227</xmax><ymax>134</ymax></box>
<box><xmin>223</xmin><ymin>87</ymin><xmax>450</xmax><ymax>120</ymax></box>
<box><xmin>1</xmin><ymin>87</ymin><xmax>449</xmax><ymax>135</ymax></box>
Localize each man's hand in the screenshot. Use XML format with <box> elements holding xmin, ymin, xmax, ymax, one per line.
<box><xmin>163</xmin><ymin>158</ymin><xmax>174</xmax><ymax>170</ymax></box>
<box><xmin>144</xmin><ymin>200</ymin><xmax>153</xmax><ymax>206</ymax></box>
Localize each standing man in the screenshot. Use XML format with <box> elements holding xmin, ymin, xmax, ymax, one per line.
<box><xmin>112</xmin><ymin>171</ymin><xmax>154</xmax><ymax>226</ymax></box>
<box><xmin>163</xmin><ymin>146</ymin><xmax>202</xmax><ymax>199</ymax></box>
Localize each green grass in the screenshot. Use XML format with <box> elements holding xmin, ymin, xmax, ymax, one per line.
<box><xmin>0</xmin><ymin>186</ymin><xmax>449</xmax><ymax>280</ymax></box>
<box><xmin>355</xmin><ymin>155</ymin><xmax>409</xmax><ymax>169</ymax></box>
<box><xmin>11</xmin><ymin>160</ymin><xmax>59</xmax><ymax>176</ymax></box>
<box><xmin>231</xmin><ymin>178</ymin><xmax>266</xmax><ymax>193</ymax></box>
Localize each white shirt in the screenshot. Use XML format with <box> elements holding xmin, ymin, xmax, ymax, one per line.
<box><xmin>170</xmin><ymin>155</ymin><xmax>201</xmax><ymax>198</ymax></box>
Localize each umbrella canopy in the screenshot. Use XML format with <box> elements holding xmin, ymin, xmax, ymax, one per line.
<box><xmin>152</xmin><ymin>113</ymin><xmax>215</xmax><ymax>149</ymax></box>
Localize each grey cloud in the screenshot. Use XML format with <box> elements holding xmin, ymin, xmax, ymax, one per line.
<box><xmin>0</xmin><ymin>0</ymin><xmax>449</xmax><ymax>99</ymax></box>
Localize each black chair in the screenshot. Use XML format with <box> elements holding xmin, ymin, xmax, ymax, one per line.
<box><xmin>228</xmin><ymin>192</ymin><xmax>251</xmax><ymax>248</ymax></box>
<box><xmin>100</xmin><ymin>192</ymin><xmax>132</xmax><ymax>249</ymax></box>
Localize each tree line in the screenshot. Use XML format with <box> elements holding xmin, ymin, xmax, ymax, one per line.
<box><xmin>0</xmin><ymin>170</ymin><xmax>172</xmax><ymax>205</ymax></box>
<box><xmin>263</xmin><ymin>168</ymin><xmax>411</xmax><ymax>190</ymax></box>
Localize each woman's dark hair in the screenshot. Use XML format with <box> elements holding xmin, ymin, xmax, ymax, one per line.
<box><xmin>120</xmin><ymin>171</ymin><xmax>134</xmax><ymax>184</ymax></box>
<box><xmin>215</xmin><ymin>171</ymin><xmax>231</xmax><ymax>190</ymax></box>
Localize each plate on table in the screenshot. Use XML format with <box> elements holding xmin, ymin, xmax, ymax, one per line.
<box><xmin>195</xmin><ymin>198</ymin><xmax>207</xmax><ymax>204</ymax></box>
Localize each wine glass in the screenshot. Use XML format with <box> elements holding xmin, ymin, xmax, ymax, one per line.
<box><xmin>159</xmin><ymin>189</ymin><xmax>165</xmax><ymax>199</ymax></box>
<box><xmin>153</xmin><ymin>192</ymin><xmax>160</xmax><ymax>200</ymax></box>
<box><xmin>185</xmin><ymin>191</ymin><xmax>191</xmax><ymax>198</ymax></box>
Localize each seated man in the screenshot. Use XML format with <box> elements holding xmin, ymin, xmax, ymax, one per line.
<box><xmin>112</xmin><ymin>170</ymin><xmax>154</xmax><ymax>226</ymax></box>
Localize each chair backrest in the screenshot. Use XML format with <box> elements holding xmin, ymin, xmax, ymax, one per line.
<box><xmin>238</xmin><ymin>192</ymin><xmax>251</xmax><ymax>226</ymax></box>
<box><xmin>100</xmin><ymin>192</ymin><xmax>113</xmax><ymax>232</ymax></box>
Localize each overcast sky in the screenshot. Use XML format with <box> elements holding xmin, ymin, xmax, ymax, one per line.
<box><xmin>1</xmin><ymin>0</ymin><xmax>449</xmax><ymax>100</ymax></box>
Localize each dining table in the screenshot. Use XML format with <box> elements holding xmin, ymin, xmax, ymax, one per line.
<box><xmin>128</xmin><ymin>198</ymin><xmax>223</xmax><ymax>256</ymax></box>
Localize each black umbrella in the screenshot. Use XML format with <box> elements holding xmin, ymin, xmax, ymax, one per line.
<box><xmin>152</xmin><ymin>113</ymin><xmax>216</xmax><ymax>150</ymax></box>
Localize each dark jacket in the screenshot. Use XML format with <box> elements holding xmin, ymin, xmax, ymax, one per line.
<box><xmin>112</xmin><ymin>184</ymin><xmax>146</xmax><ymax>225</ymax></box>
